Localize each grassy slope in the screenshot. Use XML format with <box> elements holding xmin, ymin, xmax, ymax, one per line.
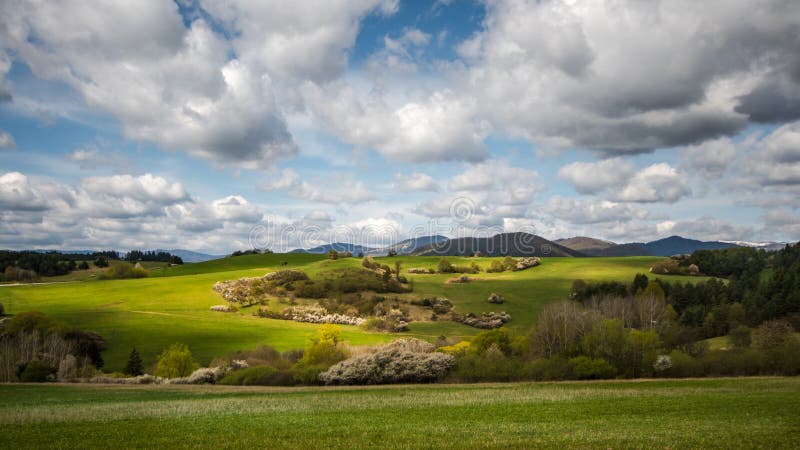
<box><xmin>0</xmin><ymin>378</ymin><xmax>798</xmax><ymax>449</ymax></box>
<box><xmin>1</xmin><ymin>254</ymin><xmax>703</xmax><ymax>371</ymax></box>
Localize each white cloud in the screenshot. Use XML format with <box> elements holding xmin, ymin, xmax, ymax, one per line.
<box><xmin>0</xmin><ymin>130</ymin><xmax>14</xmax><ymax>148</ymax></box>
<box><xmin>452</xmin><ymin>0</ymin><xmax>800</xmax><ymax>154</ymax></box>
<box><xmin>615</xmin><ymin>163</ymin><xmax>692</xmax><ymax>203</ymax></box>
<box><xmin>305</xmin><ymin>85</ymin><xmax>489</xmax><ymax>163</ymax></box>
<box><xmin>544</xmin><ymin>196</ymin><xmax>651</xmax><ymax>224</ymax></box>
<box><xmin>258</xmin><ymin>168</ymin><xmax>376</xmax><ymax>204</ymax></box>
<box><xmin>680</xmin><ymin>137</ymin><xmax>738</xmax><ymax>178</ymax></box>
<box><xmin>394</xmin><ymin>172</ymin><xmax>440</xmax><ymax>192</ymax></box>
<box><xmin>558</xmin><ymin>158</ymin><xmax>636</xmax><ymax>194</ymax></box>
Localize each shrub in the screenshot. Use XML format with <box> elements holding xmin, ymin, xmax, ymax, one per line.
<box><xmin>487</xmin><ymin>293</ymin><xmax>505</xmax><ymax>304</ymax></box>
<box><xmin>450</xmin><ymin>350</ymin><xmax>524</xmax><ymax>382</ymax></box>
<box><xmin>168</xmin><ymin>367</ymin><xmax>228</xmax><ymax>385</ymax></box>
<box><xmin>525</xmin><ymin>357</ymin><xmax>576</xmax><ymax>381</ymax></box>
<box><xmin>320</xmin><ymin>339</ymin><xmax>456</xmax><ymax>385</ymax></box>
<box><xmin>752</xmin><ymin>319</ymin><xmax>794</xmax><ymax>350</ymax></box>
<box><xmin>487</xmin><ymin>260</ymin><xmax>505</xmax><ymax>273</ymax></box>
<box><xmin>19</xmin><ymin>360</ymin><xmax>57</xmax><ymax>382</ymax></box>
<box><xmin>456</xmin><ymin>311</ymin><xmax>511</xmax><ymax>329</ymax></box>
<box><xmin>300</xmin><ymin>325</ymin><xmax>349</xmax><ymax>367</ymax></box>
<box><xmin>101</xmin><ymin>262</ymin><xmax>148</xmax><ymax>279</ymax></box>
<box><xmin>649</xmin><ymin>259</ymin><xmax>683</xmax><ymax>275</ymax></box>
<box><xmin>437</xmin><ymin>341</ymin><xmax>470</xmax><ymax>357</ymax></box>
<box><xmin>653</xmin><ymin>355</ymin><xmax>673</xmax><ymax>373</ymax></box>
<box><xmin>437</xmin><ymin>258</ymin><xmax>455</xmax><ymax>273</ymax></box>
<box><xmin>3</xmin><ymin>311</ymin><xmax>64</xmax><ymax>336</ymax></box>
<box><xmin>154</xmin><ymin>343</ymin><xmax>199</xmax><ymax>379</ymax></box>
<box><xmin>569</xmin><ymin>356</ymin><xmax>616</xmax><ymax>379</ymax></box>
<box><xmin>210</xmin><ymin>304</ymin><xmax>238</xmax><ymax>313</ymax></box>
<box><xmin>219</xmin><ymin>365</ymin><xmax>297</xmax><ymax>386</ymax></box>
<box><xmin>729</xmin><ymin>325</ymin><xmax>752</xmax><ymax>349</ymax></box>
<box><xmin>0</xmin><ymin>303</ymin><xmax>4</xmax><ymax>316</ymax></box>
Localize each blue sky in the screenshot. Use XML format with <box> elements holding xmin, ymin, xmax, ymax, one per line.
<box><xmin>1</xmin><ymin>0</ymin><xmax>799</xmax><ymax>253</ymax></box>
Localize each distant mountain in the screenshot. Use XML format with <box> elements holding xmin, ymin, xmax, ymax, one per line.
<box><xmin>367</xmin><ymin>235</ymin><xmax>449</xmax><ymax>256</ymax></box>
<box><xmin>412</xmin><ymin>232</ymin><xmax>584</xmax><ymax>257</ymax></box>
<box><xmin>555</xmin><ymin>237</ymin><xmax>616</xmax><ymax>252</ymax></box>
<box><xmin>642</xmin><ymin>236</ymin><xmax>740</xmax><ymax>257</ymax></box>
<box><xmin>290</xmin><ymin>243</ymin><xmax>377</xmax><ymax>255</ymax></box>
<box><xmin>163</xmin><ymin>249</ymin><xmax>222</xmax><ymax>263</ymax></box>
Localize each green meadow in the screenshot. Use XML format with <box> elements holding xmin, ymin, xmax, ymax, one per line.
<box><xmin>0</xmin><ymin>254</ymin><xmax>700</xmax><ymax>371</ymax></box>
<box><xmin>0</xmin><ymin>377</ymin><xmax>797</xmax><ymax>449</ymax></box>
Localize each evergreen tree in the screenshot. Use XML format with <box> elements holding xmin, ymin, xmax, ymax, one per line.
<box><xmin>124</xmin><ymin>348</ymin><xmax>144</xmax><ymax>376</ymax></box>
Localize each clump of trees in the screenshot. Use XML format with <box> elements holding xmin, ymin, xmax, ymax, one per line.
<box><xmin>437</xmin><ymin>258</ymin><xmax>481</xmax><ymax>274</ymax></box>
<box><xmin>99</xmin><ymin>262</ymin><xmax>148</xmax><ymax>279</ymax></box>
<box><xmin>124</xmin><ymin>250</ymin><xmax>183</xmax><ymax>265</ymax></box>
<box><xmin>0</xmin><ymin>311</ymin><xmax>105</xmax><ymax>382</ymax></box>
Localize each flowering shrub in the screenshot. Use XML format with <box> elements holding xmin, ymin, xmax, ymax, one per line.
<box><xmin>210</xmin><ymin>304</ymin><xmax>237</xmax><ymax>313</ymax></box>
<box><xmin>514</xmin><ymin>257</ymin><xmax>541</xmax><ymax>271</ymax></box>
<box><xmin>90</xmin><ymin>374</ymin><xmax>164</xmax><ymax>384</ymax></box>
<box><xmin>456</xmin><ymin>311</ymin><xmax>511</xmax><ymax>329</ymax></box>
<box><xmin>319</xmin><ymin>339</ymin><xmax>456</xmax><ymax>385</ymax></box>
<box><xmin>653</xmin><ymin>354</ymin><xmax>673</xmax><ymax>373</ymax></box>
<box><xmin>488</xmin><ymin>293</ymin><xmax>505</xmax><ymax>304</ymax></box>
<box><xmin>167</xmin><ymin>366</ymin><xmax>229</xmax><ymax>384</ymax></box>
<box><xmin>282</xmin><ymin>305</ymin><xmax>365</xmax><ymax>326</ymax></box>
<box><xmin>407</xmin><ymin>268</ymin><xmax>434</xmax><ymax>274</ymax></box>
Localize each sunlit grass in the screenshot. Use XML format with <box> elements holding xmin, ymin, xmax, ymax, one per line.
<box><xmin>0</xmin><ymin>378</ymin><xmax>797</xmax><ymax>448</ymax></box>
<box><xmin>1</xmin><ymin>254</ymin><xmax>704</xmax><ymax>371</ymax></box>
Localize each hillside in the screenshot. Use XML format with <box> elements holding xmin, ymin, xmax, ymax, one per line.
<box><xmin>2</xmin><ymin>254</ymin><xmax>678</xmax><ymax>370</ymax></box>
<box><xmin>412</xmin><ymin>232</ymin><xmax>584</xmax><ymax>257</ymax></box>
<box><xmin>290</xmin><ymin>243</ymin><xmax>377</xmax><ymax>255</ymax></box>
<box><xmin>643</xmin><ymin>236</ymin><xmax>739</xmax><ymax>256</ymax></box>
<box><xmin>368</xmin><ymin>235</ymin><xmax>449</xmax><ymax>256</ymax></box>
<box><xmin>555</xmin><ymin>236</ymin><xmax>616</xmax><ymax>252</ymax></box>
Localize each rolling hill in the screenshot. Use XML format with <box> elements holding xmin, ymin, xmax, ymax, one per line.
<box><xmin>642</xmin><ymin>236</ymin><xmax>740</xmax><ymax>256</ymax></box>
<box><xmin>289</xmin><ymin>243</ymin><xmax>377</xmax><ymax>255</ymax></box>
<box><xmin>412</xmin><ymin>232</ymin><xmax>584</xmax><ymax>257</ymax></box>
<box><xmin>555</xmin><ymin>235</ymin><xmax>742</xmax><ymax>257</ymax></box>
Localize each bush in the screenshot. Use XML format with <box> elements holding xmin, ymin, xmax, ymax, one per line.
<box><xmin>569</xmin><ymin>356</ymin><xmax>616</xmax><ymax>379</ymax></box>
<box><xmin>3</xmin><ymin>311</ymin><xmax>63</xmax><ymax>335</ymax></box>
<box><xmin>729</xmin><ymin>325</ymin><xmax>752</xmax><ymax>349</ymax></box>
<box><xmin>219</xmin><ymin>365</ymin><xmax>297</xmax><ymax>386</ymax></box>
<box><xmin>450</xmin><ymin>350</ymin><xmax>524</xmax><ymax>382</ymax></box>
<box><xmin>154</xmin><ymin>343</ymin><xmax>199</xmax><ymax>379</ymax></box>
<box><xmin>487</xmin><ymin>293</ymin><xmax>505</xmax><ymax>304</ymax></box>
<box><xmin>436</xmin><ymin>258</ymin><xmax>454</xmax><ymax>273</ymax></box>
<box><xmin>486</xmin><ymin>260</ymin><xmax>505</xmax><ymax>273</ymax></box>
<box><xmin>320</xmin><ymin>339</ymin><xmax>456</xmax><ymax>385</ymax></box>
<box><xmin>752</xmin><ymin>319</ymin><xmax>794</xmax><ymax>349</ymax></box>
<box><xmin>0</xmin><ymin>303</ymin><xmax>4</xmax><ymax>316</ymax></box>
<box><xmin>101</xmin><ymin>262</ymin><xmax>148</xmax><ymax>279</ymax></box>
<box><xmin>19</xmin><ymin>360</ymin><xmax>57</xmax><ymax>382</ymax></box>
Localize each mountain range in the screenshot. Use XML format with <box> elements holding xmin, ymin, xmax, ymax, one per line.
<box><xmin>292</xmin><ymin>234</ymin><xmax>792</xmax><ymax>258</ymax></box>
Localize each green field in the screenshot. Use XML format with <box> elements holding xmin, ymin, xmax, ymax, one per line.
<box><xmin>0</xmin><ymin>377</ymin><xmax>797</xmax><ymax>448</ymax></box>
<box><xmin>0</xmin><ymin>254</ymin><xmax>700</xmax><ymax>371</ymax></box>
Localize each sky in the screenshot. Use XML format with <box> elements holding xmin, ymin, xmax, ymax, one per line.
<box><xmin>1</xmin><ymin>0</ymin><xmax>799</xmax><ymax>253</ymax></box>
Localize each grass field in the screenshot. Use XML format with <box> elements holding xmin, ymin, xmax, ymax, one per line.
<box><xmin>0</xmin><ymin>254</ymin><xmax>703</xmax><ymax>371</ymax></box>
<box><xmin>0</xmin><ymin>377</ymin><xmax>797</xmax><ymax>448</ymax></box>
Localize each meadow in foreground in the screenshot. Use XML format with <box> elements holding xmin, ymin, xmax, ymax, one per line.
<box><xmin>0</xmin><ymin>377</ymin><xmax>797</xmax><ymax>449</ymax></box>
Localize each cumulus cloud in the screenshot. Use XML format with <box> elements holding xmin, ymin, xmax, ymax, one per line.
<box><xmin>615</xmin><ymin>163</ymin><xmax>692</xmax><ymax>203</ymax></box>
<box><xmin>305</xmin><ymin>85</ymin><xmax>488</xmax><ymax>163</ymax></box>
<box><xmin>680</xmin><ymin>137</ymin><xmax>738</xmax><ymax>178</ymax></box>
<box><xmin>394</xmin><ymin>172</ymin><xmax>440</xmax><ymax>192</ymax></box>
<box><xmin>557</xmin><ymin>158</ymin><xmax>636</xmax><ymax>194</ymax></box>
<box><xmin>259</xmin><ymin>168</ymin><xmax>376</xmax><ymax>204</ymax></box>
<box><xmin>0</xmin><ymin>171</ymin><xmax>272</xmax><ymax>252</ymax></box>
<box><xmin>453</xmin><ymin>0</ymin><xmax>800</xmax><ymax>154</ymax></box>
<box><xmin>0</xmin><ymin>130</ymin><xmax>14</xmax><ymax>148</ymax></box>
<box><xmin>745</xmin><ymin>121</ymin><xmax>800</xmax><ymax>186</ymax></box>
<box><xmin>543</xmin><ymin>196</ymin><xmax>651</xmax><ymax>225</ymax></box>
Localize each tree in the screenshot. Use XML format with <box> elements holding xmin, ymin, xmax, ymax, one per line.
<box><xmin>328</xmin><ymin>250</ymin><xmax>338</xmax><ymax>260</ymax></box>
<box><xmin>124</xmin><ymin>348</ymin><xmax>144</xmax><ymax>376</ymax></box>
<box><xmin>728</xmin><ymin>325</ymin><xmax>752</xmax><ymax>350</ymax></box>
<box><xmin>437</xmin><ymin>258</ymin><xmax>455</xmax><ymax>273</ymax></box>
<box><xmin>387</xmin><ymin>249</ymin><xmax>398</xmax><ymax>257</ymax></box>
<box><xmin>0</xmin><ymin>303</ymin><xmax>4</xmax><ymax>316</ymax></box>
<box><xmin>78</xmin><ymin>261</ymin><xmax>90</xmax><ymax>270</ymax></box>
<box><xmin>94</xmin><ymin>257</ymin><xmax>109</xmax><ymax>268</ymax></box>
<box><xmin>301</xmin><ymin>325</ymin><xmax>348</xmax><ymax>367</ymax></box>
<box><xmin>394</xmin><ymin>261</ymin><xmax>402</xmax><ymax>280</ymax></box>
<box><xmin>154</xmin><ymin>343</ymin><xmax>198</xmax><ymax>378</ymax></box>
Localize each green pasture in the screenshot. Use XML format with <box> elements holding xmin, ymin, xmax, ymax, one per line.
<box><xmin>0</xmin><ymin>254</ymin><xmax>703</xmax><ymax>371</ymax></box>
